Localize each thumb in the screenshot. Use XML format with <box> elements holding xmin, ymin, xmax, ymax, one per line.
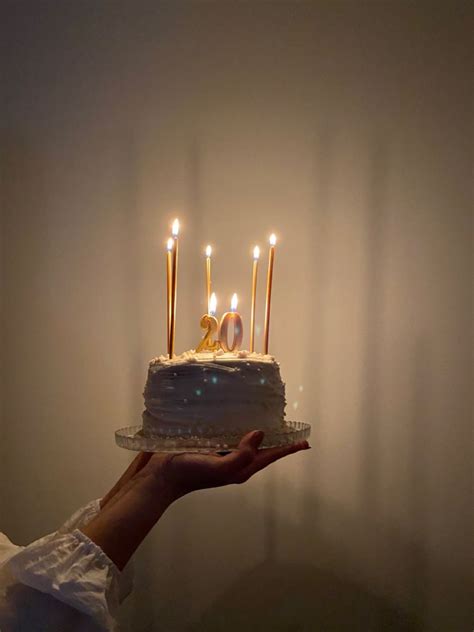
<box><xmin>216</xmin><ymin>430</ymin><xmax>264</xmax><ymax>474</ymax></box>
<box><xmin>238</xmin><ymin>429</ymin><xmax>265</xmax><ymax>450</ymax></box>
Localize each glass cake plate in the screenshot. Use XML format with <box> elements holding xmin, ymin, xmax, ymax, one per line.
<box><xmin>115</xmin><ymin>421</ymin><xmax>311</xmax><ymax>453</ymax></box>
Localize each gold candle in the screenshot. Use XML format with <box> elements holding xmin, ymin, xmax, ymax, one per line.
<box><xmin>250</xmin><ymin>245</ymin><xmax>260</xmax><ymax>353</ymax></box>
<box><xmin>263</xmin><ymin>234</ymin><xmax>276</xmax><ymax>355</ymax></box>
<box><xmin>205</xmin><ymin>244</ymin><xmax>212</xmax><ymax>312</ymax></box>
<box><xmin>196</xmin><ymin>292</ymin><xmax>219</xmax><ymax>352</ymax></box>
<box><xmin>166</xmin><ymin>237</ymin><xmax>173</xmax><ymax>356</ymax></box>
<box><xmin>169</xmin><ymin>218</ymin><xmax>180</xmax><ymax>358</ymax></box>
<box><xmin>219</xmin><ymin>293</ymin><xmax>244</xmax><ymax>352</ymax></box>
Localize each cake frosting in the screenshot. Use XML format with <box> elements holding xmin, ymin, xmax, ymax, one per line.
<box><xmin>142</xmin><ymin>349</ymin><xmax>286</xmax><ymax>437</ymax></box>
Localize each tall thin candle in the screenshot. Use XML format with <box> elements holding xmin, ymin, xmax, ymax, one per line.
<box><xmin>205</xmin><ymin>245</ymin><xmax>212</xmax><ymax>313</ymax></box>
<box><xmin>263</xmin><ymin>234</ymin><xmax>276</xmax><ymax>354</ymax></box>
<box><xmin>166</xmin><ymin>237</ymin><xmax>173</xmax><ymax>356</ymax></box>
<box><xmin>169</xmin><ymin>218</ymin><xmax>180</xmax><ymax>358</ymax></box>
<box><xmin>250</xmin><ymin>245</ymin><xmax>260</xmax><ymax>352</ymax></box>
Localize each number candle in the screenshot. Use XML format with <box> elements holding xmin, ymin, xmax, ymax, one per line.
<box><xmin>219</xmin><ymin>293</ymin><xmax>243</xmax><ymax>353</ymax></box>
<box><xmin>166</xmin><ymin>237</ymin><xmax>173</xmax><ymax>356</ymax></box>
<box><xmin>263</xmin><ymin>233</ymin><xmax>276</xmax><ymax>355</ymax></box>
<box><xmin>169</xmin><ymin>218</ymin><xmax>180</xmax><ymax>358</ymax></box>
<box><xmin>196</xmin><ymin>292</ymin><xmax>219</xmax><ymax>352</ymax></box>
<box><xmin>205</xmin><ymin>244</ymin><xmax>212</xmax><ymax>313</ymax></box>
<box><xmin>250</xmin><ymin>245</ymin><xmax>260</xmax><ymax>353</ymax></box>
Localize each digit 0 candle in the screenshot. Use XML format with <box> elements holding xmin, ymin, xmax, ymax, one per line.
<box><xmin>219</xmin><ymin>293</ymin><xmax>243</xmax><ymax>352</ymax></box>
<box><xmin>263</xmin><ymin>233</ymin><xmax>276</xmax><ymax>355</ymax></box>
<box><xmin>169</xmin><ymin>218</ymin><xmax>180</xmax><ymax>358</ymax></box>
<box><xmin>250</xmin><ymin>245</ymin><xmax>260</xmax><ymax>353</ymax></box>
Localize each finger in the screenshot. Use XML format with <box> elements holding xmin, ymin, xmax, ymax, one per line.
<box><xmin>100</xmin><ymin>452</ymin><xmax>154</xmax><ymax>509</ymax></box>
<box><xmin>216</xmin><ymin>430</ymin><xmax>264</xmax><ymax>474</ymax></box>
<box><xmin>255</xmin><ymin>441</ymin><xmax>310</xmax><ymax>470</ymax></box>
<box><xmin>238</xmin><ymin>429</ymin><xmax>265</xmax><ymax>450</ymax></box>
<box><xmin>235</xmin><ymin>440</ymin><xmax>310</xmax><ymax>483</ymax></box>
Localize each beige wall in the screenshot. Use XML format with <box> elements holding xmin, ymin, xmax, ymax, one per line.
<box><xmin>1</xmin><ymin>2</ymin><xmax>471</xmax><ymax>631</ymax></box>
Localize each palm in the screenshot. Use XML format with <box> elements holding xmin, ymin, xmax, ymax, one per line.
<box><xmin>148</xmin><ymin>430</ymin><xmax>310</xmax><ymax>497</ymax></box>
<box><xmin>101</xmin><ymin>431</ymin><xmax>309</xmax><ymax>510</ymax></box>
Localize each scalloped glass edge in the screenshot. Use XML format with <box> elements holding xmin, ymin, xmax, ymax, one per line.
<box><xmin>115</xmin><ymin>421</ymin><xmax>311</xmax><ymax>453</ymax></box>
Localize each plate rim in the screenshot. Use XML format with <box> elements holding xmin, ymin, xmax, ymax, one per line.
<box><xmin>115</xmin><ymin>420</ymin><xmax>311</xmax><ymax>453</ymax></box>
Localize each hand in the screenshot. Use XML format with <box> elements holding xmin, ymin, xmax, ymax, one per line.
<box><xmin>101</xmin><ymin>430</ymin><xmax>310</xmax><ymax>508</ymax></box>
<box><xmin>84</xmin><ymin>430</ymin><xmax>310</xmax><ymax>570</ymax></box>
<box><xmin>142</xmin><ymin>429</ymin><xmax>310</xmax><ymax>499</ymax></box>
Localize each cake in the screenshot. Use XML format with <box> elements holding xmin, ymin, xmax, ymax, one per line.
<box><xmin>142</xmin><ymin>349</ymin><xmax>286</xmax><ymax>437</ymax></box>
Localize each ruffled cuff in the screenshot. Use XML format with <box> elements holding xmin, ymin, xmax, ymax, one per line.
<box><xmin>57</xmin><ymin>499</ymin><xmax>134</xmax><ymax>603</ymax></box>
<box><xmin>58</xmin><ymin>499</ymin><xmax>102</xmax><ymax>533</ymax></box>
<box><xmin>6</xmin><ymin>528</ymin><xmax>120</xmax><ymax>630</ymax></box>
<box><xmin>0</xmin><ymin>532</ymin><xmax>23</xmax><ymax>568</ymax></box>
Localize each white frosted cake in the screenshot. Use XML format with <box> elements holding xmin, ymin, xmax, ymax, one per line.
<box><xmin>142</xmin><ymin>349</ymin><xmax>286</xmax><ymax>437</ymax></box>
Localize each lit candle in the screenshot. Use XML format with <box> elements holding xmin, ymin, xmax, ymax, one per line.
<box><xmin>166</xmin><ymin>237</ymin><xmax>173</xmax><ymax>356</ymax></box>
<box><xmin>250</xmin><ymin>245</ymin><xmax>260</xmax><ymax>353</ymax></box>
<box><xmin>219</xmin><ymin>293</ymin><xmax>243</xmax><ymax>352</ymax></box>
<box><xmin>209</xmin><ymin>291</ymin><xmax>217</xmax><ymax>317</ymax></box>
<box><xmin>196</xmin><ymin>292</ymin><xmax>219</xmax><ymax>352</ymax></box>
<box><xmin>263</xmin><ymin>233</ymin><xmax>276</xmax><ymax>354</ymax></box>
<box><xmin>205</xmin><ymin>245</ymin><xmax>212</xmax><ymax>312</ymax></box>
<box><xmin>169</xmin><ymin>218</ymin><xmax>180</xmax><ymax>358</ymax></box>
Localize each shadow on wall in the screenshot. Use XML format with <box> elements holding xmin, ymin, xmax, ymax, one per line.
<box><xmin>187</xmin><ymin>565</ymin><xmax>418</xmax><ymax>632</ymax></box>
<box><xmin>149</xmin><ymin>136</ymin><xmax>468</xmax><ymax>631</ymax></box>
<box><xmin>186</xmin><ymin>495</ymin><xmax>423</xmax><ymax>632</ymax></box>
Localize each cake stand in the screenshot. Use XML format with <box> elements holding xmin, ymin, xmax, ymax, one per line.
<box><xmin>115</xmin><ymin>421</ymin><xmax>311</xmax><ymax>454</ymax></box>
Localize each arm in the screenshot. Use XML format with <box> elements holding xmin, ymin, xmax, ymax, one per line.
<box><xmin>0</xmin><ymin>454</ymin><xmax>153</xmax><ymax>631</ymax></box>
<box><xmin>0</xmin><ymin>431</ymin><xmax>308</xmax><ymax>631</ymax></box>
<box><xmin>82</xmin><ymin>431</ymin><xmax>309</xmax><ymax>569</ymax></box>
<box><xmin>82</xmin><ymin>430</ymin><xmax>310</xmax><ymax>570</ymax></box>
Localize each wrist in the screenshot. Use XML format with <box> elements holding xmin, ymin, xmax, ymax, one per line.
<box><xmin>142</xmin><ymin>453</ymin><xmax>190</xmax><ymax>502</ymax></box>
<box><xmin>82</xmin><ymin>473</ymin><xmax>176</xmax><ymax>571</ymax></box>
<box><xmin>137</xmin><ymin>469</ymin><xmax>180</xmax><ymax>509</ymax></box>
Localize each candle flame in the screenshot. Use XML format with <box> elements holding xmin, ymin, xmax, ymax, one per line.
<box><xmin>209</xmin><ymin>292</ymin><xmax>217</xmax><ymax>316</ymax></box>
<box><xmin>231</xmin><ymin>293</ymin><xmax>238</xmax><ymax>312</ymax></box>
<box><xmin>253</xmin><ymin>245</ymin><xmax>260</xmax><ymax>260</ymax></box>
<box><xmin>172</xmin><ymin>218</ymin><xmax>180</xmax><ymax>237</ymax></box>
<box><xmin>205</xmin><ymin>244</ymin><xmax>212</xmax><ymax>257</ymax></box>
<box><xmin>269</xmin><ymin>233</ymin><xmax>277</xmax><ymax>246</ymax></box>
<box><xmin>166</xmin><ymin>237</ymin><xmax>173</xmax><ymax>252</ymax></box>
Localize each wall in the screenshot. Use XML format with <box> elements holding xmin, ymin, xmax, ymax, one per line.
<box><xmin>1</xmin><ymin>2</ymin><xmax>471</xmax><ymax>631</ymax></box>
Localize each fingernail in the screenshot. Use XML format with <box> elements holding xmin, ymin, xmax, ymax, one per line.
<box><xmin>252</xmin><ymin>430</ymin><xmax>264</xmax><ymax>440</ymax></box>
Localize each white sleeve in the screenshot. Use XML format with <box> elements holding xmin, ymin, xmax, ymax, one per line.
<box><xmin>57</xmin><ymin>498</ymin><xmax>103</xmax><ymax>533</ymax></box>
<box><xmin>0</xmin><ymin>500</ymin><xmax>134</xmax><ymax>632</ymax></box>
<box><xmin>57</xmin><ymin>499</ymin><xmax>134</xmax><ymax>603</ymax></box>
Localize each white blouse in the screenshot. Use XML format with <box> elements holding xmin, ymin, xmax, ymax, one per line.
<box><xmin>0</xmin><ymin>500</ymin><xmax>133</xmax><ymax>631</ymax></box>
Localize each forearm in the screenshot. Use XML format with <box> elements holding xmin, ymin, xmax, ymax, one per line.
<box><xmin>81</xmin><ymin>472</ymin><xmax>176</xmax><ymax>571</ymax></box>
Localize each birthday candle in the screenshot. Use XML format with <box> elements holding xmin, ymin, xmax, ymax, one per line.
<box><xmin>263</xmin><ymin>234</ymin><xmax>276</xmax><ymax>354</ymax></box>
<box><xmin>169</xmin><ymin>218</ymin><xmax>180</xmax><ymax>358</ymax></box>
<box><xmin>250</xmin><ymin>245</ymin><xmax>260</xmax><ymax>353</ymax></box>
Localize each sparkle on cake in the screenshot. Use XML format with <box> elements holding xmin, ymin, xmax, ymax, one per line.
<box><xmin>142</xmin><ymin>349</ymin><xmax>286</xmax><ymax>438</ymax></box>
